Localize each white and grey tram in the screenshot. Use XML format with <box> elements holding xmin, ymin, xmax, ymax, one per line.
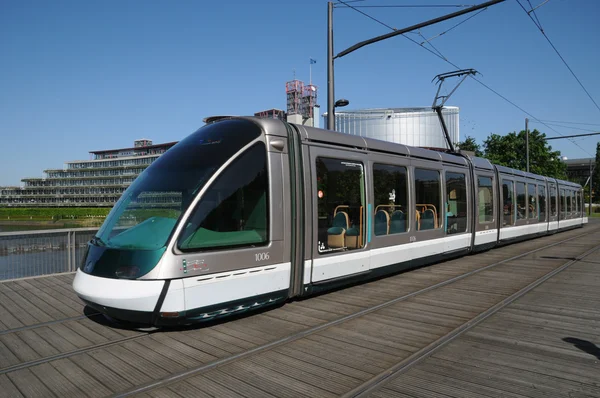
<box><xmin>73</xmin><ymin>117</ymin><xmax>588</xmax><ymax>326</ymax></box>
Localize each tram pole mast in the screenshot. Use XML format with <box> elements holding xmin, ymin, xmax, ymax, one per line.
<box><xmin>327</xmin><ymin>2</ymin><xmax>335</xmax><ymax>130</ymax></box>
<box><xmin>326</xmin><ymin>0</ymin><xmax>506</xmax><ymax>130</ymax></box>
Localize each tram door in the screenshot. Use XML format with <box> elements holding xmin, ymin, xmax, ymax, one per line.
<box><xmin>474</xmin><ymin>172</ymin><xmax>498</xmax><ymax>247</ymax></box>
<box><xmin>309</xmin><ymin>147</ymin><xmax>370</xmax><ymax>283</ymax></box>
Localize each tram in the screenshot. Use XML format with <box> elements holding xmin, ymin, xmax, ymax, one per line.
<box><xmin>73</xmin><ymin>117</ymin><xmax>587</xmax><ymax>326</ymax></box>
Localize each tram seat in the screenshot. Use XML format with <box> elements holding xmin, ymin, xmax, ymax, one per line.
<box><xmin>389</xmin><ymin>210</ymin><xmax>406</xmax><ymax>234</ymax></box>
<box><xmin>421</xmin><ymin>209</ymin><xmax>435</xmax><ymax>230</ymax></box>
<box><xmin>327</xmin><ymin>211</ymin><xmax>349</xmax><ymax>248</ymax></box>
<box><xmin>374</xmin><ymin>209</ymin><xmax>390</xmax><ymax>235</ymax></box>
<box><xmin>345</xmin><ymin>226</ymin><xmax>360</xmax><ymax>249</ymax></box>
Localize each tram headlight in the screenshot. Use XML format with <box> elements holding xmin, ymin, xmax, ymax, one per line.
<box><xmin>115</xmin><ymin>266</ymin><xmax>141</xmax><ymax>279</ymax></box>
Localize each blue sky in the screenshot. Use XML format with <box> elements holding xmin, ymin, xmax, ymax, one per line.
<box><xmin>1</xmin><ymin>0</ymin><xmax>599</xmax><ymax>186</ymax></box>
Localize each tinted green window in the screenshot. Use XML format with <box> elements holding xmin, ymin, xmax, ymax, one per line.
<box><xmin>446</xmin><ymin>172</ymin><xmax>467</xmax><ymax>234</ymax></box>
<box><xmin>316</xmin><ymin>158</ymin><xmax>365</xmax><ymax>253</ymax></box>
<box><xmin>528</xmin><ymin>183</ymin><xmax>537</xmax><ymax>220</ymax></box>
<box><xmin>373</xmin><ymin>164</ymin><xmax>408</xmax><ymax>235</ymax></box>
<box><xmin>478</xmin><ymin>176</ymin><xmax>494</xmax><ymax>223</ymax></box>
<box><xmin>516</xmin><ymin>182</ymin><xmax>527</xmax><ymax>220</ymax></box>
<box><xmin>550</xmin><ymin>184</ymin><xmax>557</xmax><ymax>217</ymax></box>
<box><xmin>415</xmin><ymin>168</ymin><xmax>441</xmax><ymax>231</ymax></box>
<box><xmin>560</xmin><ymin>189</ymin><xmax>566</xmax><ymax>219</ymax></box>
<box><xmin>502</xmin><ymin>180</ymin><xmax>515</xmax><ymax>227</ymax></box>
<box><xmin>538</xmin><ymin>185</ymin><xmax>547</xmax><ymax>222</ymax></box>
<box><xmin>178</xmin><ymin>143</ymin><xmax>268</xmax><ymax>251</ymax></box>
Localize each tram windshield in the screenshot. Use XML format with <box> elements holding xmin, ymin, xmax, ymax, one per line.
<box><xmin>93</xmin><ymin>119</ymin><xmax>263</xmax><ymax>251</ymax></box>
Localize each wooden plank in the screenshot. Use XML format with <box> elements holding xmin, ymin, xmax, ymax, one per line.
<box><xmin>134</xmin><ymin>335</ymin><xmax>200</xmax><ymax>368</ymax></box>
<box><xmin>17</xmin><ymin>329</ymin><xmax>60</xmax><ymax>357</ymax></box>
<box><xmin>440</xmin><ymin>338</ymin><xmax>600</xmax><ymax>385</ymax></box>
<box><xmin>291</xmin><ymin>337</ymin><xmax>389</xmax><ymax>374</ymax></box>
<box><xmin>260</xmin><ymin>306</ymin><xmax>325</xmax><ymax>328</ymax></box>
<box><xmin>70</xmin><ymin>353</ymin><xmax>134</xmax><ymax>393</ymax></box>
<box><xmin>107</xmin><ymin>344</ymin><xmax>170</xmax><ymax>380</ymax></box>
<box><xmin>0</xmin><ymin>292</ymin><xmax>37</xmax><ymax>326</ymax></box>
<box><xmin>0</xmin><ymin>339</ymin><xmax>21</xmax><ymax>369</ymax></box>
<box><xmin>6</xmin><ymin>368</ymin><xmax>54</xmax><ymax>398</ymax></box>
<box><xmin>147</xmin><ymin>389</ymin><xmax>184</xmax><ymax>398</ymax></box>
<box><xmin>47</xmin><ymin>322</ymin><xmax>93</xmax><ymax>349</ymax></box>
<box><xmin>0</xmin><ymin>290</ymin><xmax>53</xmax><ymax>323</ymax></box>
<box><xmin>258</xmin><ymin>349</ymin><xmax>361</xmax><ymax>390</ymax></box>
<box><xmin>13</xmin><ymin>279</ymin><xmax>79</xmax><ymax>318</ymax></box>
<box><xmin>0</xmin><ymin>374</ymin><xmax>24</xmax><ymax>398</ymax></box>
<box><xmin>199</xmin><ymin>327</ymin><xmax>257</xmax><ymax>351</ymax></box>
<box><xmin>280</xmin><ymin>302</ymin><xmax>340</xmax><ymax>322</ymax></box>
<box><xmin>33</xmin><ymin>326</ymin><xmax>78</xmax><ymax>353</ymax></box>
<box><xmin>431</xmin><ymin>352</ymin><xmax>600</xmax><ymax>397</ymax></box>
<box><xmin>246</xmin><ymin>354</ymin><xmax>350</xmax><ymax>395</ymax></box>
<box><xmin>65</xmin><ymin>319</ymin><xmax>111</xmax><ymax>345</ymax></box>
<box><xmin>166</xmin><ymin>330</ymin><xmax>241</xmax><ymax>357</ymax></box>
<box><xmin>167</xmin><ymin>381</ymin><xmax>214</xmax><ymax>398</ymax></box>
<box><xmin>29</xmin><ymin>362</ymin><xmax>86</xmax><ymax>398</ymax></box>
<box><xmin>405</xmin><ymin>358</ymin><xmax>557</xmax><ymax>398</ymax></box>
<box><xmin>120</xmin><ymin>340</ymin><xmax>187</xmax><ymax>375</ymax></box>
<box><xmin>375</xmin><ymin>306</ymin><xmax>467</xmax><ymax>330</ymax></box>
<box><xmin>386</xmin><ymin>373</ymin><xmax>504</xmax><ymax>398</ymax></box>
<box><xmin>148</xmin><ymin>333</ymin><xmax>217</xmax><ymax>364</ymax></box>
<box><xmin>0</xmin><ymin>333</ymin><xmax>40</xmax><ymax>363</ymax></box>
<box><xmin>86</xmin><ymin>349</ymin><xmax>153</xmax><ymax>386</ymax></box>
<box><xmin>51</xmin><ymin>358</ymin><xmax>113</xmax><ymax>398</ymax></box>
<box><xmin>220</xmin><ymin>359</ymin><xmax>337</xmax><ymax>398</ymax></box>
<box><xmin>274</xmin><ymin>344</ymin><xmax>373</xmax><ymax>381</ymax></box>
<box><xmin>188</xmin><ymin>371</ymin><xmax>277</xmax><ymax>398</ymax></box>
<box><xmin>322</xmin><ymin>323</ymin><xmax>423</xmax><ymax>355</ymax></box>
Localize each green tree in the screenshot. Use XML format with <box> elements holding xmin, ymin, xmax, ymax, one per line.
<box><xmin>456</xmin><ymin>136</ymin><xmax>483</xmax><ymax>157</ymax></box>
<box><xmin>593</xmin><ymin>142</ymin><xmax>600</xmax><ymax>203</ymax></box>
<box><xmin>483</xmin><ymin>129</ymin><xmax>567</xmax><ymax>179</ymax></box>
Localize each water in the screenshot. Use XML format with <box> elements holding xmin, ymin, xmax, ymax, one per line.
<box><xmin>0</xmin><ymin>231</ymin><xmax>95</xmax><ymax>280</ymax></box>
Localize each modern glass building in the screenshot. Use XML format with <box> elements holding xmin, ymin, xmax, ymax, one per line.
<box><xmin>0</xmin><ymin>139</ymin><xmax>176</xmax><ymax>207</ymax></box>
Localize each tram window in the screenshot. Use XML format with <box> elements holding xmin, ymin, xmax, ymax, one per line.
<box><xmin>516</xmin><ymin>182</ymin><xmax>527</xmax><ymax>220</ymax></box>
<box><xmin>576</xmin><ymin>191</ymin><xmax>580</xmax><ymax>216</ymax></box>
<box><xmin>550</xmin><ymin>184</ymin><xmax>557</xmax><ymax>217</ymax></box>
<box><xmin>502</xmin><ymin>180</ymin><xmax>515</xmax><ymax>226</ymax></box>
<box><xmin>414</xmin><ymin>168</ymin><xmax>441</xmax><ymax>230</ymax></box>
<box><xmin>373</xmin><ymin>164</ymin><xmax>408</xmax><ymax>235</ymax></box>
<box><xmin>316</xmin><ymin>158</ymin><xmax>365</xmax><ymax>254</ymax></box>
<box><xmin>560</xmin><ymin>189</ymin><xmax>566</xmax><ymax>219</ymax></box>
<box><xmin>446</xmin><ymin>172</ymin><xmax>467</xmax><ymax>234</ymax></box>
<box><xmin>528</xmin><ymin>183</ymin><xmax>537</xmax><ymax>220</ymax></box>
<box><xmin>567</xmin><ymin>190</ymin><xmax>573</xmax><ymax>217</ymax></box>
<box><xmin>477</xmin><ymin>176</ymin><xmax>494</xmax><ymax>223</ymax></box>
<box><xmin>178</xmin><ymin>143</ymin><xmax>268</xmax><ymax>251</ymax></box>
<box><xmin>538</xmin><ymin>185</ymin><xmax>547</xmax><ymax>222</ymax></box>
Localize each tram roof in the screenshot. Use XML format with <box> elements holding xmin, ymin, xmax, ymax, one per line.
<box><xmin>295</xmin><ymin>123</ymin><xmax>469</xmax><ymax>167</ymax></box>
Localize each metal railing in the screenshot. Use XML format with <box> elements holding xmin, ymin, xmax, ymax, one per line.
<box><xmin>0</xmin><ymin>228</ymin><xmax>97</xmax><ymax>280</ymax></box>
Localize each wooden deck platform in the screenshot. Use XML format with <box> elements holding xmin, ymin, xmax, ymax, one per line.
<box><xmin>0</xmin><ymin>220</ymin><xmax>599</xmax><ymax>398</ymax></box>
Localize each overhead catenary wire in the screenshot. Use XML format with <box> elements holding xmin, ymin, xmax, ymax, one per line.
<box><xmin>336</xmin><ymin>0</ymin><xmax>594</xmax><ymax>157</ymax></box>
<box><xmin>516</xmin><ymin>0</ymin><xmax>600</xmax><ymax>115</ymax></box>
<box><xmin>526</xmin><ymin>0</ymin><xmax>544</xmax><ymax>31</ymax></box>
<box><xmin>537</xmin><ymin>120</ymin><xmax>600</xmax><ymax>127</ymax></box>
<box><xmin>336</xmin><ymin>4</ymin><xmax>478</xmax><ymax>8</ymax></box>
<box><xmin>419</xmin><ymin>7</ymin><xmax>488</xmax><ymax>44</ymax></box>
